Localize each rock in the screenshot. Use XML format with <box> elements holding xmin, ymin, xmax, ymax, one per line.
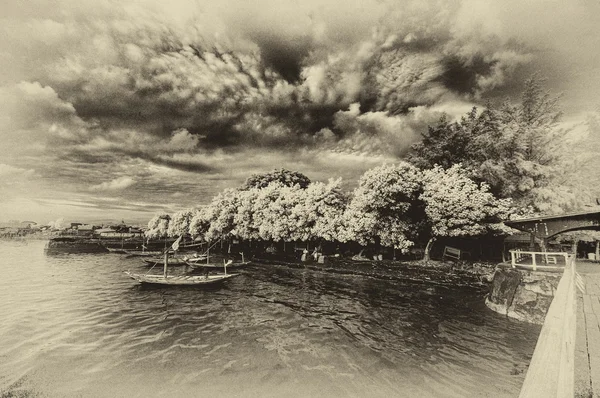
<box><xmin>486</xmin><ymin>267</ymin><xmax>561</xmax><ymax>324</ymax></box>
<box><xmin>488</xmin><ymin>268</ymin><xmax>522</xmax><ymax>309</ymax></box>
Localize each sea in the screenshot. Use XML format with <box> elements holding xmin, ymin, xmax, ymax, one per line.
<box><xmin>0</xmin><ymin>240</ymin><xmax>540</xmax><ymax>398</ymax></box>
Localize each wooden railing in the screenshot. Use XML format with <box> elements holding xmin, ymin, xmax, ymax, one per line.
<box><xmin>519</xmin><ymin>254</ymin><xmax>576</xmax><ymax>398</ymax></box>
<box><xmin>510</xmin><ymin>250</ymin><xmax>570</xmax><ymax>271</ymax></box>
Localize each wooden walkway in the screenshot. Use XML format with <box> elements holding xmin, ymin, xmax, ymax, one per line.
<box><xmin>576</xmin><ymin>262</ymin><xmax>600</xmax><ymax>397</ymax></box>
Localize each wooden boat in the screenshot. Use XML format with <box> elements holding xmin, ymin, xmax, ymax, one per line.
<box><xmin>186</xmin><ymin>259</ymin><xmax>252</xmax><ymax>270</ymax></box>
<box><xmin>179</xmin><ymin>254</ymin><xmax>208</xmax><ymax>264</ymax></box>
<box><xmin>124</xmin><ymin>271</ymin><xmax>238</xmax><ymax>286</ymax></box>
<box><xmin>125</xmin><ymin>236</ymin><xmax>238</xmax><ymax>286</ymax></box>
<box><xmin>143</xmin><ymin>257</ymin><xmax>190</xmax><ymax>266</ymax></box>
<box><xmin>123</xmin><ymin>249</ymin><xmax>163</xmax><ymax>257</ymax></box>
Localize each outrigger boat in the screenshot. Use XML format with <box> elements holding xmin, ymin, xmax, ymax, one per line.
<box><xmin>184</xmin><ymin>251</ymin><xmax>250</xmax><ymax>270</ymax></box>
<box><xmin>125</xmin><ymin>236</ymin><xmax>238</xmax><ymax>286</ymax></box>
<box><xmin>142</xmin><ymin>256</ymin><xmax>190</xmax><ymax>266</ymax></box>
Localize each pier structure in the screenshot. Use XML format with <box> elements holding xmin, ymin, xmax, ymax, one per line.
<box><xmin>504</xmin><ymin>210</ymin><xmax>600</xmax><ymax>397</ymax></box>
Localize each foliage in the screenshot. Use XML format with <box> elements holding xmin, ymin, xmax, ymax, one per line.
<box><xmin>408</xmin><ymin>75</ymin><xmax>580</xmax><ymax>214</ymax></box>
<box><xmin>420</xmin><ymin>165</ymin><xmax>513</xmax><ymax>238</ymax></box>
<box><xmin>241</xmin><ymin>168</ymin><xmax>311</xmax><ymax>190</ymax></box>
<box><xmin>189</xmin><ymin>207</ymin><xmax>211</xmax><ymax>240</ymax></box>
<box><xmin>204</xmin><ymin>189</ymin><xmax>240</xmax><ymax>241</ymax></box>
<box><xmin>145</xmin><ymin>212</ymin><xmax>171</xmax><ymax>239</ymax></box>
<box><xmin>341</xmin><ymin>163</ymin><xmax>423</xmax><ymax>251</ymax></box>
<box><xmin>166</xmin><ymin>208</ymin><xmax>194</xmax><ymax>237</ymax></box>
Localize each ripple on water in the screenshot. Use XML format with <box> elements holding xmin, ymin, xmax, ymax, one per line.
<box><xmin>0</xmin><ymin>241</ymin><xmax>540</xmax><ymax>397</ymax></box>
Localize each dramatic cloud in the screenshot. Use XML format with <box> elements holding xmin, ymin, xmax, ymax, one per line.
<box><xmin>1</xmin><ymin>0</ymin><xmax>598</xmax><ymax>222</ymax></box>
<box><xmin>90</xmin><ymin>177</ymin><xmax>136</xmax><ymax>192</ymax></box>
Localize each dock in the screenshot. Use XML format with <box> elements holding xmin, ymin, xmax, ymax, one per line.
<box><xmin>575</xmin><ymin>262</ymin><xmax>600</xmax><ymax>397</ymax></box>
<box><xmin>517</xmin><ymin>258</ymin><xmax>600</xmax><ymax>397</ymax></box>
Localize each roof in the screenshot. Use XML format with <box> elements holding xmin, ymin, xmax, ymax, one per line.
<box><xmin>507</xmin><ymin>208</ymin><xmax>600</xmax><ymax>224</ymax></box>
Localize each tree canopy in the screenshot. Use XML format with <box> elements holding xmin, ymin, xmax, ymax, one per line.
<box><xmin>408</xmin><ymin>75</ymin><xmax>580</xmax><ymax>214</ymax></box>
<box><xmin>241</xmin><ymin>168</ymin><xmax>311</xmax><ymax>190</ymax></box>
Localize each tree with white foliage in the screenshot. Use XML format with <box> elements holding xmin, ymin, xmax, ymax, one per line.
<box><xmin>420</xmin><ymin>164</ymin><xmax>513</xmax><ymax>260</ymax></box>
<box><xmin>204</xmin><ymin>188</ymin><xmax>240</xmax><ymax>242</ymax></box>
<box><xmin>167</xmin><ymin>208</ymin><xmax>194</xmax><ymax>237</ymax></box>
<box><xmin>145</xmin><ymin>212</ymin><xmax>171</xmax><ymax>239</ymax></box>
<box><xmin>251</xmin><ymin>182</ymin><xmax>303</xmax><ymax>242</ymax></box>
<box><xmin>341</xmin><ymin>163</ymin><xmax>423</xmax><ymax>252</ymax></box>
<box><xmin>189</xmin><ymin>207</ymin><xmax>211</xmax><ymax>240</ymax></box>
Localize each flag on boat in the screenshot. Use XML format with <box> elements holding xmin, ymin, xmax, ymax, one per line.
<box><xmin>171</xmin><ymin>235</ymin><xmax>182</xmax><ymax>251</ymax></box>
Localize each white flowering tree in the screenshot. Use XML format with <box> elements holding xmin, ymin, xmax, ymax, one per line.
<box><xmin>204</xmin><ymin>188</ymin><xmax>241</xmax><ymax>242</ymax></box>
<box><xmin>251</xmin><ymin>182</ymin><xmax>302</xmax><ymax>242</ymax></box>
<box><xmin>189</xmin><ymin>207</ymin><xmax>212</xmax><ymax>241</ymax></box>
<box><xmin>291</xmin><ymin>178</ymin><xmax>347</xmax><ymax>242</ymax></box>
<box><xmin>420</xmin><ymin>164</ymin><xmax>513</xmax><ymax>260</ymax></box>
<box><xmin>167</xmin><ymin>208</ymin><xmax>194</xmax><ymax>238</ymax></box>
<box><xmin>341</xmin><ymin>163</ymin><xmax>423</xmax><ymax>252</ymax></box>
<box><xmin>145</xmin><ymin>213</ymin><xmax>171</xmax><ymax>239</ymax></box>
<box><xmin>232</xmin><ymin>187</ymin><xmax>261</xmax><ymax>241</ymax></box>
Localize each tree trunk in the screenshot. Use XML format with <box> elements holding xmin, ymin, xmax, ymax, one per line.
<box><xmin>423</xmin><ymin>237</ymin><xmax>436</xmax><ymax>262</ymax></box>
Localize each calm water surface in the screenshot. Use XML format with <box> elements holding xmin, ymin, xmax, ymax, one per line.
<box><xmin>0</xmin><ymin>240</ymin><xmax>540</xmax><ymax>397</ymax></box>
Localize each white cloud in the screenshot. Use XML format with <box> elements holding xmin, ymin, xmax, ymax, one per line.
<box><xmin>90</xmin><ymin>176</ymin><xmax>136</xmax><ymax>191</ymax></box>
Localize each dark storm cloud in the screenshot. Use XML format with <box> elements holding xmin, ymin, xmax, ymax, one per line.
<box><xmin>2</xmin><ymin>0</ymin><xmax>599</xmax><ymax>221</ymax></box>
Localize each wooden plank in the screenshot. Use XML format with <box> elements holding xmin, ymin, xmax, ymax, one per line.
<box><xmin>584</xmin><ymin>294</ymin><xmax>594</xmax><ymax>314</ymax></box>
<box><xmin>575</xmin><ymin>295</ymin><xmax>592</xmax><ymax>397</ymax></box>
<box><xmin>519</xmin><ymin>263</ymin><xmax>573</xmax><ymax>398</ymax></box>
<box><xmin>556</xmin><ymin>265</ymin><xmax>576</xmax><ymax>398</ymax></box>
<box><xmin>586</xmin><ymin>312</ymin><xmax>600</xmax><ymax>394</ymax></box>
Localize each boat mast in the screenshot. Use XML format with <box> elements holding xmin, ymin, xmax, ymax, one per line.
<box><xmin>163</xmin><ymin>251</ymin><xmax>168</xmax><ymax>278</ymax></box>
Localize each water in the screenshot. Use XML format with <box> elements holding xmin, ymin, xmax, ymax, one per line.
<box><xmin>0</xmin><ymin>240</ymin><xmax>540</xmax><ymax>397</ymax></box>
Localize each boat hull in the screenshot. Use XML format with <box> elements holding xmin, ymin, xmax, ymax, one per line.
<box><xmin>124</xmin><ymin>271</ymin><xmax>238</xmax><ymax>286</ymax></box>
<box><xmin>185</xmin><ymin>261</ymin><xmax>251</xmax><ymax>270</ymax></box>
<box><xmin>143</xmin><ymin>257</ymin><xmax>189</xmax><ymax>266</ymax></box>
<box><xmin>123</xmin><ymin>250</ymin><xmax>163</xmax><ymax>257</ymax></box>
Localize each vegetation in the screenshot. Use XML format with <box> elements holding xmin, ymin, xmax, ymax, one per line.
<box><xmin>146</xmin><ymin>77</ymin><xmax>594</xmax><ymax>260</ymax></box>
<box><xmin>408</xmin><ymin>75</ymin><xmax>581</xmax><ymax>214</ymax></box>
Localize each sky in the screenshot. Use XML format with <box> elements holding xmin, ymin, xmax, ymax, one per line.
<box><xmin>1</xmin><ymin>0</ymin><xmax>599</xmax><ymax>225</ymax></box>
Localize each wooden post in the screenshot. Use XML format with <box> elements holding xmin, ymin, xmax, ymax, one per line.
<box><xmin>511</xmin><ymin>250</ymin><xmax>516</xmax><ymax>268</ymax></box>
<box><xmin>163</xmin><ymin>251</ymin><xmax>168</xmax><ymax>278</ymax></box>
<box><xmin>532</xmin><ymin>252</ymin><xmax>537</xmax><ymax>271</ymax></box>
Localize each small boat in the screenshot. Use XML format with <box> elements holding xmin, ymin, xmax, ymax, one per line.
<box><xmin>123</xmin><ymin>249</ymin><xmax>163</xmax><ymax>257</ymax></box>
<box><xmin>125</xmin><ymin>236</ymin><xmax>238</xmax><ymax>287</ymax></box>
<box><xmin>179</xmin><ymin>254</ymin><xmax>208</xmax><ymax>264</ymax></box>
<box><xmin>106</xmin><ymin>247</ymin><xmax>128</xmax><ymax>254</ymax></box>
<box><xmin>143</xmin><ymin>257</ymin><xmax>190</xmax><ymax>266</ymax></box>
<box><xmin>125</xmin><ymin>271</ymin><xmax>239</xmax><ymax>286</ymax></box>
<box><xmin>124</xmin><ymin>271</ymin><xmax>238</xmax><ymax>286</ymax></box>
<box><xmin>186</xmin><ymin>259</ymin><xmax>252</xmax><ymax>270</ymax></box>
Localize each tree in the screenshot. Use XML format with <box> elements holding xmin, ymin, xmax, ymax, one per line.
<box><xmin>145</xmin><ymin>213</ymin><xmax>171</xmax><ymax>239</ymax></box>
<box><xmin>420</xmin><ymin>165</ymin><xmax>513</xmax><ymax>260</ymax></box>
<box><xmin>204</xmin><ymin>189</ymin><xmax>241</xmax><ymax>241</ymax></box>
<box><xmin>167</xmin><ymin>208</ymin><xmax>194</xmax><ymax>237</ymax></box>
<box><xmin>341</xmin><ymin>163</ymin><xmax>423</xmax><ymax>252</ymax></box>
<box><xmin>290</xmin><ymin>178</ymin><xmax>347</xmax><ymax>242</ymax></box>
<box><xmin>408</xmin><ymin>75</ymin><xmax>579</xmax><ymax>214</ymax></box>
<box><xmin>189</xmin><ymin>207</ymin><xmax>211</xmax><ymax>240</ymax></box>
<box><xmin>241</xmin><ymin>168</ymin><xmax>311</xmax><ymax>190</ymax></box>
<box><xmin>232</xmin><ymin>188</ymin><xmax>261</xmax><ymax>241</ymax></box>
<box><xmin>251</xmin><ymin>182</ymin><xmax>303</xmax><ymax>242</ymax></box>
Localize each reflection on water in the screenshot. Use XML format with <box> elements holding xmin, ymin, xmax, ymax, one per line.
<box><xmin>0</xmin><ymin>240</ymin><xmax>539</xmax><ymax>397</ymax></box>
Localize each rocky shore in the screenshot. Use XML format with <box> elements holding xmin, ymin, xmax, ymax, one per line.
<box><xmin>254</xmin><ymin>255</ymin><xmax>496</xmax><ymax>291</ymax></box>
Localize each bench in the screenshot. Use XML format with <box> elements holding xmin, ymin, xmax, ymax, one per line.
<box><xmin>443</xmin><ymin>246</ymin><xmax>470</xmax><ymax>261</ymax></box>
